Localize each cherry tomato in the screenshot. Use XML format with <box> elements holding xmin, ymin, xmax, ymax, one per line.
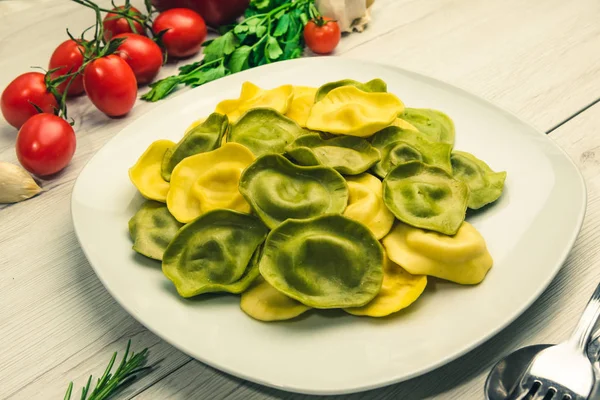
<box><xmin>303</xmin><ymin>17</ymin><xmax>341</xmax><ymax>55</ymax></box>
<box><xmin>16</xmin><ymin>113</ymin><xmax>76</xmax><ymax>176</ymax></box>
<box><xmin>114</xmin><ymin>33</ymin><xmax>163</xmax><ymax>85</ymax></box>
<box><xmin>83</xmin><ymin>55</ymin><xmax>137</xmax><ymax>117</ymax></box>
<box><xmin>1</xmin><ymin>72</ymin><xmax>59</xmax><ymax>129</ymax></box>
<box><xmin>103</xmin><ymin>5</ymin><xmax>146</xmax><ymax>42</ymax></box>
<box><xmin>48</xmin><ymin>39</ymin><xmax>86</xmax><ymax>96</ymax></box>
<box><xmin>152</xmin><ymin>8</ymin><xmax>207</xmax><ymax>58</ymax></box>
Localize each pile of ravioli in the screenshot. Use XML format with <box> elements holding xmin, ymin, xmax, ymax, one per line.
<box><xmin>127</xmin><ymin>78</ymin><xmax>507</xmax><ymax>322</ymax></box>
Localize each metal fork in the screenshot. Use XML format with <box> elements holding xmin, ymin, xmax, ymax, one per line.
<box><xmin>508</xmin><ymin>283</ymin><xmax>600</xmax><ymax>400</ymax></box>
<box><xmin>586</xmin><ymin>330</ymin><xmax>600</xmax><ymax>399</ymax></box>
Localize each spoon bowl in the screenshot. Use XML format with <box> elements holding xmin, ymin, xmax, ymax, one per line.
<box><xmin>485</xmin><ymin>344</ymin><xmax>552</xmax><ymax>400</ymax></box>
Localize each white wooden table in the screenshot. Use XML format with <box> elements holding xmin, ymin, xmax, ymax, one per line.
<box><xmin>3</xmin><ymin>1</ymin><xmax>600</xmax><ymax>398</ymax></box>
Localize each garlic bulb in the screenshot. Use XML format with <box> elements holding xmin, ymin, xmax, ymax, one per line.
<box><xmin>0</xmin><ymin>162</ymin><xmax>43</xmax><ymax>204</ymax></box>
<box><xmin>316</xmin><ymin>0</ymin><xmax>375</xmax><ymax>33</ymax></box>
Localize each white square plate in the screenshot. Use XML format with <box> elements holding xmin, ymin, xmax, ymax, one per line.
<box><xmin>71</xmin><ymin>57</ymin><xmax>586</xmax><ymax>395</ymax></box>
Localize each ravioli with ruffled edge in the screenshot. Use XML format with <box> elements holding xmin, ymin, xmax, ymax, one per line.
<box><xmin>401</xmin><ymin>108</ymin><xmax>455</xmax><ymax>145</ymax></box>
<box><xmin>162</xmin><ymin>209</ymin><xmax>269</xmax><ymax>297</ymax></box>
<box><xmin>370</xmin><ymin>126</ymin><xmax>452</xmax><ymax>178</ymax></box>
<box><xmin>383</xmin><ymin>160</ymin><xmax>469</xmax><ymax>235</ymax></box>
<box><xmin>129</xmin><ymin>139</ymin><xmax>175</xmax><ymax>203</ymax></box>
<box><xmin>285</xmin><ymin>133</ymin><xmax>380</xmax><ymax>175</ymax></box>
<box><xmin>451</xmin><ymin>151</ymin><xmax>507</xmax><ymax>209</ymax></box>
<box><xmin>128</xmin><ymin>200</ymin><xmax>183</xmax><ymax>261</ymax></box>
<box><xmin>240</xmin><ymin>276</ymin><xmax>311</xmax><ymax>322</ymax></box>
<box><xmin>285</xmin><ymin>86</ymin><xmax>318</xmax><ymax>127</ymax></box>
<box><xmin>161</xmin><ymin>113</ymin><xmax>228</xmax><ymax>181</ymax></box>
<box><xmin>167</xmin><ymin>143</ymin><xmax>255</xmax><ymax>223</ymax></box>
<box><xmin>306</xmin><ymin>86</ymin><xmax>404</xmax><ymax>138</ymax></box>
<box><xmin>239</xmin><ymin>154</ymin><xmax>349</xmax><ymax>229</ymax></box>
<box><xmin>215</xmin><ymin>82</ymin><xmax>293</xmax><ymax>123</ymax></box>
<box><xmin>382</xmin><ymin>221</ymin><xmax>493</xmax><ymax>285</ymax></box>
<box><xmin>228</xmin><ymin>108</ymin><xmax>304</xmax><ymax>156</ymax></box>
<box><xmin>314</xmin><ymin>78</ymin><xmax>388</xmax><ymax>102</ymax></box>
<box><xmin>344</xmin><ymin>256</ymin><xmax>427</xmax><ymax>317</ymax></box>
<box><xmin>259</xmin><ymin>214</ymin><xmax>384</xmax><ymax>309</ymax></box>
<box><xmin>343</xmin><ymin>173</ymin><xmax>394</xmax><ymax>240</ymax></box>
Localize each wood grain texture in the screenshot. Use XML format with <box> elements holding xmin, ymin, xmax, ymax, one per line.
<box><xmin>2</xmin><ymin>0</ymin><xmax>600</xmax><ymax>399</ymax></box>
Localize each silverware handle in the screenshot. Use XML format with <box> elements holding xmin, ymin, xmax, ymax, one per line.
<box><xmin>570</xmin><ymin>282</ymin><xmax>600</xmax><ymax>354</ymax></box>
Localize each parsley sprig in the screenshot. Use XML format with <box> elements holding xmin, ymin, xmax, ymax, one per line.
<box><xmin>141</xmin><ymin>0</ymin><xmax>318</xmax><ymax>102</ymax></box>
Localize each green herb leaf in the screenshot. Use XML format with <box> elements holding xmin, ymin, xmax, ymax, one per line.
<box><xmin>229</xmin><ymin>46</ymin><xmax>253</xmax><ymax>73</ymax></box>
<box><xmin>202</xmin><ymin>38</ymin><xmax>215</xmax><ymax>47</ymax></box>
<box><xmin>221</xmin><ymin>32</ymin><xmax>240</xmax><ymax>55</ymax></box>
<box><xmin>266</xmin><ymin>36</ymin><xmax>283</xmax><ymax>60</ymax></box>
<box><xmin>141</xmin><ymin>76</ymin><xmax>182</xmax><ymax>102</ymax></box>
<box><xmin>178</xmin><ymin>61</ymin><xmax>202</xmax><ymax>75</ymax></box>
<box><xmin>273</xmin><ymin>9</ymin><xmax>287</xmax><ymax>19</ymax></box>
<box><xmin>251</xmin><ymin>40</ymin><xmax>268</xmax><ymax>66</ymax></box>
<box><xmin>182</xmin><ymin>63</ymin><xmax>227</xmax><ymax>87</ymax></box>
<box><xmin>245</xmin><ymin>18</ymin><xmax>261</xmax><ymax>26</ymax></box>
<box><xmin>251</xmin><ymin>0</ymin><xmax>271</xmax><ymax>10</ymax></box>
<box><xmin>299</xmin><ymin>12</ymin><xmax>309</xmax><ymax>25</ymax></box>
<box><xmin>273</xmin><ymin>13</ymin><xmax>290</xmax><ymax>37</ymax></box>
<box><xmin>255</xmin><ymin>24</ymin><xmax>267</xmax><ymax>38</ymax></box>
<box><xmin>234</xmin><ymin>24</ymin><xmax>249</xmax><ymax>35</ymax></box>
<box><xmin>202</xmin><ymin>41</ymin><xmax>223</xmax><ymax>63</ymax></box>
<box><xmin>203</xmin><ymin>32</ymin><xmax>239</xmax><ymax>62</ymax></box>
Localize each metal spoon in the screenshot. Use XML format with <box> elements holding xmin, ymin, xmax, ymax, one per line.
<box><xmin>485</xmin><ymin>284</ymin><xmax>600</xmax><ymax>399</ymax></box>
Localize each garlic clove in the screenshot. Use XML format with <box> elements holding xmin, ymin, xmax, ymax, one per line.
<box><xmin>0</xmin><ymin>162</ymin><xmax>43</xmax><ymax>204</ymax></box>
<box><xmin>316</xmin><ymin>0</ymin><xmax>373</xmax><ymax>33</ymax></box>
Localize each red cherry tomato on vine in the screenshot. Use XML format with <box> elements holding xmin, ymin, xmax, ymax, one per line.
<box><xmin>1</xmin><ymin>72</ymin><xmax>59</xmax><ymax>129</ymax></box>
<box><xmin>83</xmin><ymin>55</ymin><xmax>138</xmax><ymax>117</ymax></box>
<box><xmin>152</xmin><ymin>8</ymin><xmax>207</xmax><ymax>58</ymax></box>
<box><xmin>114</xmin><ymin>33</ymin><xmax>163</xmax><ymax>85</ymax></box>
<box><xmin>16</xmin><ymin>113</ymin><xmax>76</xmax><ymax>176</ymax></box>
<box><xmin>103</xmin><ymin>5</ymin><xmax>146</xmax><ymax>42</ymax></box>
<box><xmin>303</xmin><ymin>17</ymin><xmax>341</xmax><ymax>55</ymax></box>
<box><xmin>48</xmin><ymin>39</ymin><xmax>86</xmax><ymax>96</ymax></box>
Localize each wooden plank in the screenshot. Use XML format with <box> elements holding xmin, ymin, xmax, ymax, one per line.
<box><xmin>2</xmin><ymin>0</ymin><xmax>600</xmax><ymax>398</ymax></box>
<box><xmin>337</xmin><ymin>0</ymin><xmax>600</xmax><ymax>131</ymax></box>
<box><xmin>133</xmin><ymin>102</ymin><xmax>600</xmax><ymax>399</ymax></box>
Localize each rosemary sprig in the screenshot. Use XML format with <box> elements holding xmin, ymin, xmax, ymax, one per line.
<box><xmin>64</xmin><ymin>340</ymin><xmax>151</xmax><ymax>400</ymax></box>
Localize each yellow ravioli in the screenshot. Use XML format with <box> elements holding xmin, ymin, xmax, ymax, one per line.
<box><xmin>240</xmin><ymin>276</ymin><xmax>310</xmax><ymax>322</ymax></box>
<box><xmin>343</xmin><ymin>173</ymin><xmax>394</xmax><ymax>239</ymax></box>
<box><xmin>382</xmin><ymin>221</ymin><xmax>493</xmax><ymax>284</ymax></box>
<box><xmin>215</xmin><ymin>82</ymin><xmax>293</xmax><ymax>123</ymax></box>
<box><xmin>167</xmin><ymin>143</ymin><xmax>255</xmax><ymax>223</ymax></box>
<box><xmin>391</xmin><ymin>118</ymin><xmax>418</xmax><ymax>131</ymax></box>
<box><xmin>306</xmin><ymin>86</ymin><xmax>404</xmax><ymax>138</ymax></box>
<box><xmin>285</xmin><ymin>86</ymin><xmax>317</xmax><ymax>127</ymax></box>
<box><xmin>129</xmin><ymin>140</ymin><xmax>175</xmax><ymax>202</ymax></box>
<box><xmin>345</xmin><ymin>256</ymin><xmax>427</xmax><ymax>317</ymax></box>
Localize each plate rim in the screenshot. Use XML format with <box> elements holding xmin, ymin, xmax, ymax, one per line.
<box><xmin>70</xmin><ymin>56</ymin><xmax>588</xmax><ymax>395</ymax></box>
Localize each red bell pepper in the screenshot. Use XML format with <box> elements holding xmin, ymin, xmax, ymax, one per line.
<box><xmin>151</xmin><ymin>0</ymin><xmax>249</xmax><ymax>27</ymax></box>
